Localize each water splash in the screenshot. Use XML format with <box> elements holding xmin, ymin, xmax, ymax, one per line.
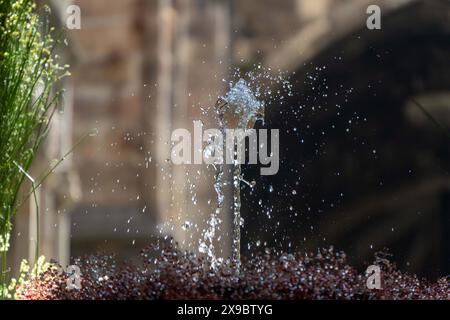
<box><xmin>222</xmin><ymin>79</ymin><xmax>265</xmax><ymax>128</ymax></box>
<box><xmin>221</xmin><ymin>79</ymin><xmax>265</xmax><ymax>267</ymax></box>
<box><xmin>199</xmin><ymin>67</ymin><xmax>292</xmax><ymax>269</ymax></box>
<box><xmin>199</xmin><ymin>99</ymin><xmax>227</xmax><ymax>269</ymax></box>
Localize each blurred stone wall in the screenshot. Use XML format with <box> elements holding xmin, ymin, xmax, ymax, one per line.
<box><xmin>65</xmin><ymin>0</ymin><xmax>310</xmax><ymax>261</ymax></box>
<box><xmin>10</xmin><ymin>0</ymin><xmax>433</xmax><ymax>270</ymax></box>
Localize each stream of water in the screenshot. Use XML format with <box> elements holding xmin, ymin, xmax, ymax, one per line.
<box><xmin>200</xmin><ymin>79</ymin><xmax>265</xmax><ymax>269</ymax></box>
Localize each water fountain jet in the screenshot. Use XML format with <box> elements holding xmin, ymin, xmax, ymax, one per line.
<box><xmin>215</xmin><ymin>79</ymin><xmax>265</xmax><ymax>268</ymax></box>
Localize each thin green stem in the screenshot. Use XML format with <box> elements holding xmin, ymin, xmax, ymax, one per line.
<box><xmin>411</xmin><ymin>98</ymin><xmax>450</xmax><ymax>138</ymax></box>
<box><xmin>32</xmin><ymin>182</ymin><xmax>39</xmax><ymax>277</ymax></box>
<box><xmin>1</xmin><ymin>246</ymin><xmax>7</xmax><ymax>300</ymax></box>
<box><xmin>16</xmin><ymin>132</ymin><xmax>91</xmax><ymax>211</ymax></box>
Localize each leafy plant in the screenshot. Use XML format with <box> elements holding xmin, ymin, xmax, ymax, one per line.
<box><xmin>0</xmin><ymin>0</ymin><xmax>67</xmax><ymax>298</ymax></box>
<box><xmin>3</xmin><ymin>255</ymin><xmax>50</xmax><ymax>299</ymax></box>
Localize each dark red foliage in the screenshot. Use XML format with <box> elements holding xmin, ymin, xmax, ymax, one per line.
<box><xmin>16</xmin><ymin>245</ymin><xmax>449</xmax><ymax>300</ymax></box>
